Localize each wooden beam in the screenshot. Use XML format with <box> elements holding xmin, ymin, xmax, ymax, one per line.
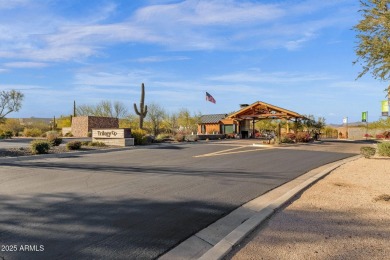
<box><xmin>236</xmin><ymin>113</ymin><xmax>292</xmax><ymax>118</ymax></box>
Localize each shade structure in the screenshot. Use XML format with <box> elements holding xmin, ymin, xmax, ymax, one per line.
<box><xmin>227</xmin><ymin>101</ymin><xmax>305</xmax><ymax>121</ymax></box>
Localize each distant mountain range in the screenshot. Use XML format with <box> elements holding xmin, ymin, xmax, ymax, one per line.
<box><xmin>10</xmin><ymin>117</ymin><xmax>52</xmax><ymax>125</ymax></box>
<box><xmin>327</xmin><ymin>122</ymin><xmax>367</xmax><ymax>128</ymax></box>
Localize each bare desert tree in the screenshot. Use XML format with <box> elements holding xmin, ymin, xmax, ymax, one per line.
<box><xmin>0</xmin><ymin>90</ymin><xmax>24</xmax><ymax>123</ymax></box>
<box><xmin>76</xmin><ymin>100</ymin><xmax>128</xmax><ymax>118</ymax></box>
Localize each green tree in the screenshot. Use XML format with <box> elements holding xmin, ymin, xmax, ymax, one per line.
<box><xmin>56</xmin><ymin>116</ymin><xmax>72</xmax><ymax>128</ymax></box>
<box><xmin>119</xmin><ymin>114</ymin><xmax>140</xmax><ymax>129</ymax></box>
<box><xmin>0</xmin><ymin>90</ymin><xmax>24</xmax><ymax>123</ymax></box>
<box><xmin>301</xmin><ymin>115</ymin><xmax>326</xmax><ymax>133</ymax></box>
<box><xmin>145</xmin><ymin>103</ymin><xmax>166</xmax><ymax>136</ymax></box>
<box><xmin>76</xmin><ymin>100</ymin><xmax>128</xmax><ymax>118</ymax></box>
<box><xmin>0</xmin><ymin>118</ymin><xmax>23</xmax><ymax>136</ymax></box>
<box><xmin>368</xmin><ymin>117</ymin><xmax>390</xmax><ymax>129</ymax></box>
<box><xmin>177</xmin><ymin>108</ymin><xmax>201</xmax><ymax>134</ymax></box>
<box><xmin>255</xmin><ymin>119</ymin><xmax>277</xmax><ymax>132</ymax></box>
<box><xmin>354</xmin><ymin>0</ymin><xmax>390</xmax><ymax>91</ymax></box>
<box><xmin>162</xmin><ymin>112</ymin><xmax>179</xmax><ymax>134</ymax></box>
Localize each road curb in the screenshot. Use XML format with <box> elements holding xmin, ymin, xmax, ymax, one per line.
<box><xmin>160</xmin><ymin>154</ymin><xmax>361</xmax><ymax>260</ymax></box>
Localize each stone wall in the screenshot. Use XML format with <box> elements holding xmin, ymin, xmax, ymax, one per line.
<box><xmin>71</xmin><ymin>117</ymin><xmax>89</xmax><ymax>137</ymax></box>
<box><xmin>71</xmin><ymin>116</ymin><xmax>119</xmax><ymax>137</ymax></box>
<box><xmin>337</xmin><ymin>126</ymin><xmax>388</xmax><ymax>139</ymax></box>
<box><xmin>92</xmin><ymin>138</ymin><xmax>134</xmax><ymax>146</ymax></box>
<box><xmin>62</xmin><ymin>127</ymin><xmax>72</xmax><ymax>136</ymax></box>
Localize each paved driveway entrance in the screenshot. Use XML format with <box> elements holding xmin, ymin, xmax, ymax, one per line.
<box><xmin>0</xmin><ymin>140</ymin><xmax>361</xmax><ymax>259</ymax></box>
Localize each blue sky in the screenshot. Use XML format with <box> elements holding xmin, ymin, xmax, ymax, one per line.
<box><xmin>0</xmin><ymin>0</ymin><xmax>388</xmax><ymax>124</ymax></box>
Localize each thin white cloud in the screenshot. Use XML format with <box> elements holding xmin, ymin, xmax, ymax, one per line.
<box><xmin>208</xmin><ymin>70</ymin><xmax>334</xmax><ymax>84</ymax></box>
<box><xmin>0</xmin><ymin>0</ymin><xmax>31</xmax><ymax>9</ymax></box>
<box><xmin>0</xmin><ymin>84</ymin><xmax>47</xmax><ymax>91</ymax></box>
<box><xmin>134</xmin><ymin>0</ymin><xmax>284</xmax><ymax>26</ymax></box>
<box><xmin>0</xmin><ymin>0</ymin><xmax>358</xmax><ymax>62</ymax></box>
<box><xmin>131</xmin><ymin>56</ymin><xmax>190</xmax><ymax>63</ymax></box>
<box><xmin>74</xmin><ymin>70</ymin><xmax>154</xmax><ymax>87</ymax></box>
<box><xmin>284</xmin><ymin>32</ymin><xmax>316</xmax><ymax>51</ymax></box>
<box><xmin>74</xmin><ymin>85</ymin><xmax>138</xmax><ymax>95</ymax></box>
<box><xmin>327</xmin><ymin>80</ymin><xmax>388</xmax><ymax>97</ymax></box>
<box><xmin>4</xmin><ymin>62</ymin><xmax>48</xmax><ymax>68</ymax></box>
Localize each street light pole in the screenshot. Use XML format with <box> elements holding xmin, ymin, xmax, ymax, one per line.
<box><xmin>343</xmin><ymin>117</ymin><xmax>348</xmax><ymax>139</ymax></box>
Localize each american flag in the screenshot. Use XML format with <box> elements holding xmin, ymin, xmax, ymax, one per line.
<box><xmin>206</xmin><ymin>92</ymin><xmax>216</xmax><ymax>104</ymax></box>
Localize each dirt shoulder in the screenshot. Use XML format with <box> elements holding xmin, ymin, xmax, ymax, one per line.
<box><xmin>227</xmin><ymin>157</ymin><xmax>390</xmax><ymax>260</ymax></box>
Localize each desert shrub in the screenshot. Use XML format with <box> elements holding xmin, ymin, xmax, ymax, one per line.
<box><xmin>281</xmin><ymin>136</ymin><xmax>294</xmax><ymax>143</ymax></box>
<box><xmin>185</xmin><ymin>135</ymin><xmax>198</xmax><ymax>142</ymax></box>
<box><xmin>174</xmin><ymin>133</ymin><xmax>185</xmax><ymax>142</ymax></box>
<box><xmin>360</xmin><ymin>146</ymin><xmax>376</xmax><ymax>158</ymax></box>
<box><xmin>89</xmin><ymin>141</ymin><xmax>106</xmax><ymax>147</ymax></box>
<box><xmin>383</xmin><ymin>131</ymin><xmax>390</xmax><ymax>139</ymax></box>
<box><xmin>30</xmin><ymin>140</ymin><xmax>51</xmax><ymax>154</ymax></box>
<box><xmin>296</xmin><ymin>132</ymin><xmax>311</xmax><ymax>143</ymax></box>
<box><xmin>81</xmin><ymin>141</ymin><xmax>91</xmax><ymax>146</ymax></box>
<box><xmin>226</xmin><ymin>133</ymin><xmax>235</xmax><ymax>139</ymax></box>
<box><xmin>64</xmin><ymin>132</ymin><xmax>73</xmax><ymax>137</ymax></box>
<box><xmin>377</xmin><ymin>142</ymin><xmax>390</xmax><ymax>157</ymax></box>
<box><xmin>0</xmin><ymin>118</ymin><xmax>23</xmax><ymax>136</ymax></box>
<box><xmin>157</xmin><ymin>133</ymin><xmax>172</xmax><ymax>139</ymax></box>
<box><xmin>0</xmin><ymin>133</ymin><xmax>4</xmax><ymax>139</ymax></box>
<box><xmin>23</xmin><ymin>128</ymin><xmax>42</xmax><ymax>137</ymax></box>
<box><xmin>156</xmin><ymin>133</ymin><xmax>172</xmax><ymax>142</ymax></box>
<box><xmin>286</xmin><ymin>133</ymin><xmax>296</xmax><ymax>139</ymax></box>
<box><xmin>50</xmin><ymin>137</ymin><xmax>62</xmax><ymax>146</ymax></box>
<box><xmin>132</xmin><ymin>129</ymin><xmax>147</xmax><ymax>145</ymax></box>
<box><xmin>66</xmin><ymin>141</ymin><xmax>82</xmax><ymax>150</ymax></box>
<box><xmin>46</xmin><ymin>131</ymin><xmax>62</xmax><ymax>146</ymax></box>
<box><xmin>144</xmin><ymin>135</ymin><xmax>155</xmax><ymax>144</ymax></box>
<box><xmin>281</xmin><ymin>133</ymin><xmax>295</xmax><ymax>143</ymax></box>
<box><xmin>3</xmin><ymin>131</ymin><xmax>13</xmax><ymax>139</ymax></box>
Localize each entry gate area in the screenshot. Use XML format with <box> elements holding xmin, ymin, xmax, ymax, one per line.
<box><xmin>227</xmin><ymin>101</ymin><xmax>306</xmax><ymax>139</ymax></box>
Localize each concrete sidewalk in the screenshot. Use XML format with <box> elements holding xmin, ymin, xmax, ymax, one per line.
<box><xmin>227</xmin><ymin>157</ymin><xmax>390</xmax><ymax>260</ymax></box>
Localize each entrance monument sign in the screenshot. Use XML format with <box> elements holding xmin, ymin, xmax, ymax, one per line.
<box><xmin>92</xmin><ymin>128</ymin><xmax>134</xmax><ymax>146</ymax></box>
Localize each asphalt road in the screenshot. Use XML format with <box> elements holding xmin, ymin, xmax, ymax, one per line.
<box><xmin>0</xmin><ymin>140</ymin><xmax>360</xmax><ymax>259</ymax></box>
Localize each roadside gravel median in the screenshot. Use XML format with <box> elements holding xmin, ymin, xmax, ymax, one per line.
<box><xmin>227</xmin><ymin>156</ymin><xmax>390</xmax><ymax>260</ymax></box>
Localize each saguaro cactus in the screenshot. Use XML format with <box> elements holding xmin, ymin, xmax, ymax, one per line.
<box><xmin>134</xmin><ymin>83</ymin><xmax>148</xmax><ymax>129</ymax></box>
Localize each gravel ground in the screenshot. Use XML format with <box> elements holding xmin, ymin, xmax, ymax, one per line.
<box><xmin>227</xmin><ymin>156</ymin><xmax>390</xmax><ymax>260</ymax></box>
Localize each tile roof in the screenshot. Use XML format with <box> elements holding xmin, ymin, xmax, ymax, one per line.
<box><xmin>200</xmin><ymin>114</ymin><xmax>227</xmax><ymax>124</ymax></box>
